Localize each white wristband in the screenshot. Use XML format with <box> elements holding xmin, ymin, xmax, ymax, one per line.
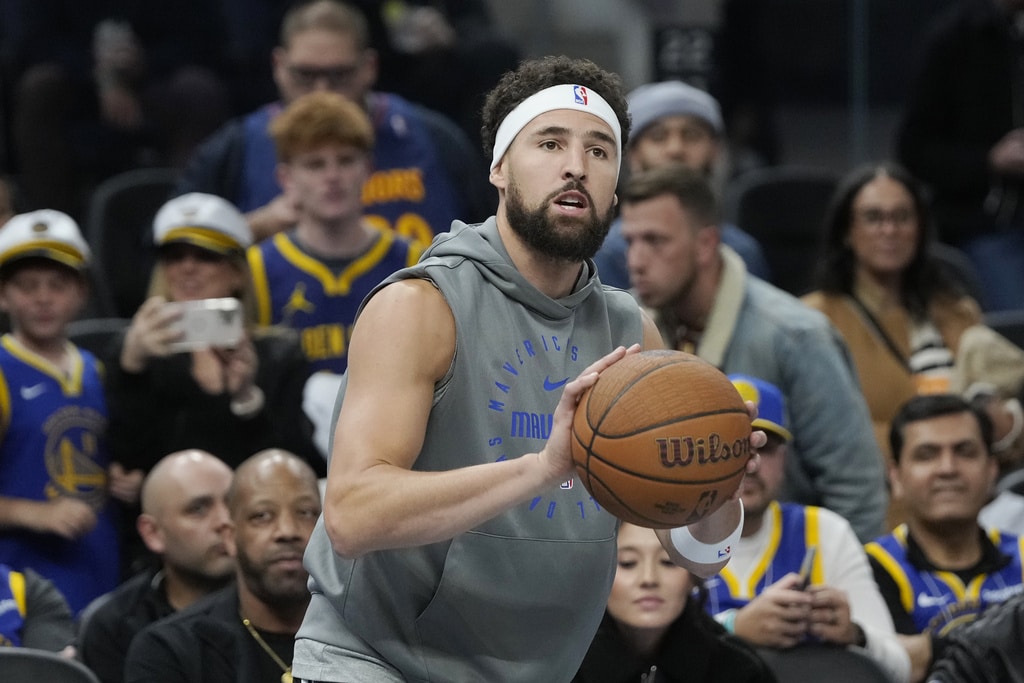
<box><xmin>668</xmin><ymin>499</ymin><xmax>744</xmax><ymax>565</ymax></box>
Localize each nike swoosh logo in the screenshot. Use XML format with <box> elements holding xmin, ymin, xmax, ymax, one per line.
<box><xmin>20</xmin><ymin>383</ymin><xmax>47</xmax><ymax>400</ymax></box>
<box><xmin>917</xmin><ymin>594</ymin><xmax>949</xmax><ymax>608</ymax></box>
<box><xmin>543</xmin><ymin>376</ymin><xmax>570</xmax><ymax>391</ymax></box>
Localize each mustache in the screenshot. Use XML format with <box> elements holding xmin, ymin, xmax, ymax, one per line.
<box><xmin>548</xmin><ymin>180</ymin><xmax>594</xmax><ymax>204</ymax></box>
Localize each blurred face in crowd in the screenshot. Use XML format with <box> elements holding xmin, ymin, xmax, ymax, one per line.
<box><xmin>738</xmin><ymin>434</ymin><xmax>787</xmax><ymax>521</ymax></box>
<box><xmin>629</xmin><ymin>115</ymin><xmax>719</xmax><ymax>176</ymax></box>
<box><xmin>158</xmin><ymin>244</ymin><xmax>246</xmax><ymax>302</ymax></box>
<box><xmin>0</xmin><ymin>261</ymin><xmax>86</xmax><ymax>347</ymax></box>
<box><xmin>274</xmin><ymin>28</ymin><xmax>378</xmax><ymax>105</ymax></box>
<box><xmin>847</xmin><ymin>174</ymin><xmax>919</xmax><ymax>284</ymax></box>
<box><xmin>622</xmin><ymin>193</ymin><xmax>714</xmax><ymax>309</ymax></box>
<box><xmin>138</xmin><ymin>451</ymin><xmax>234</xmax><ymax>588</ymax></box>
<box><xmin>607</xmin><ymin>523</ymin><xmax>692</xmax><ymax>634</ymax></box>
<box><xmin>891</xmin><ymin>411</ymin><xmax>998</xmax><ymax>528</ymax></box>
<box><xmin>228</xmin><ymin>453</ymin><xmax>322</xmax><ymax>609</ymax></box>
<box><xmin>278</xmin><ymin>143</ymin><xmax>371</xmax><ymax>226</ymax></box>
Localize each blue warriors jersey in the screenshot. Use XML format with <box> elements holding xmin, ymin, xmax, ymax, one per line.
<box><xmin>866</xmin><ymin>524</ymin><xmax>1024</xmax><ymax>635</ymax></box>
<box><xmin>704</xmin><ymin>501</ymin><xmax>826</xmax><ymax>615</ymax></box>
<box><xmin>0</xmin><ymin>335</ymin><xmax>120</xmax><ymax>614</ymax></box>
<box><xmin>0</xmin><ymin>565</ymin><xmax>26</xmax><ymax>647</ymax></box>
<box><xmin>249</xmin><ymin>229</ymin><xmax>422</xmax><ymax>374</ymax></box>
<box><xmin>238</xmin><ymin>94</ymin><xmax>465</xmax><ymax>246</ymax></box>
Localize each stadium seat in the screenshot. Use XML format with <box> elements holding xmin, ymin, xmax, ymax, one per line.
<box><xmin>85</xmin><ymin>168</ymin><xmax>177</xmax><ymax>318</ymax></box>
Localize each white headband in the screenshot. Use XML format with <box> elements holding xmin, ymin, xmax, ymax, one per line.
<box><xmin>490</xmin><ymin>84</ymin><xmax>622</xmax><ymax>174</ymax></box>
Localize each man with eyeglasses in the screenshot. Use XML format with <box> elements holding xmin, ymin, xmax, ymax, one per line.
<box><xmin>176</xmin><ymin>0</ymin><xmax>493</xmax><ymax>245</ymax></box>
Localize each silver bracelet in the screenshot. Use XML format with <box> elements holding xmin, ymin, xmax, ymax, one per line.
<box><xmin>230</xmin><ymin>386</ymin><xmax>265</xmax><ymax>418</ymax></box>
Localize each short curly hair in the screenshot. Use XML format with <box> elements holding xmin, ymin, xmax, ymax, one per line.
<box><xmin>480</xmin><ymin>55</ymin><xmax>631</xmax><ymax>161</ymax></box>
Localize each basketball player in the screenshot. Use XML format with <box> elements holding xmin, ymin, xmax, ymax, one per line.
<box><xmin>293</xmin><ymin>56</ymin><xmax>764</xmax><ymax>683</ymax></box>
<box><xmin>0</xmin><ymin>210</ymin><xmax>123</xmax><ymax>614</ymax></box>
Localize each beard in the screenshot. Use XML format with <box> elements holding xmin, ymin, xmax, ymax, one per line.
<box><xmin>236</xmin><ymin>547</ymin><xmax>310</xmax><ymax>610</ymax></box>
<box><xmin>505</xmin><ymin>179</ymin><xmax>615</xmax><ymax>262</ymax></box>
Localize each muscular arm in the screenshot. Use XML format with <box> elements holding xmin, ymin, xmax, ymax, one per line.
<box><xmin>324</xmin><ymin>279</ymin><xmax>632</xmax><ymax>558</ymax></box>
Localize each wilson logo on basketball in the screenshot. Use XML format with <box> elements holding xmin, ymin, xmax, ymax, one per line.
<box><xmin>655</xmin><ymin>434</ymin><xmax>750</xmax><ymax>468</ymax></box>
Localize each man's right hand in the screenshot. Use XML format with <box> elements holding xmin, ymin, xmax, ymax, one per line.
<box><xmin>120</xmin><ymin>296</ymin><xmax>182</xmax><ymax>373</ymax></box>
<box><xmin>37</xmin><ymin>497</ymin><xmax>98</xmax><ymax>540</ymax></box>
<box><xmin>734</xmin><ymin>572</ymin><xmax>812</xmax><ymax>648</ymax></box>
<box><xmin>246</xmin><ymin>195</ymin><xmax>299</xmax><ymax>242</ymax></box>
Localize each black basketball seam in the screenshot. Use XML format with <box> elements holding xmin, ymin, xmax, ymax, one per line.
<box><xmin>584</xmin><ymin>449</ymin><xmax>747</xmax><ymax>485</ymax></box>
<box><xmin>586</xmin><ymin>356</ymin><xmax>701</xmax><ymax>434</ymax></box>
<box><xmin>586</xmin><ymin>471</ymin><xmax>702</xmax><ymax>528</ymax></box>
<box><xmin>591</xmin><ymin>407</ymin><xmax>750</xmax><ymax>439</ymax></box>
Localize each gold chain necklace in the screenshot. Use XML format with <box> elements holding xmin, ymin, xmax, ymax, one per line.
<box><xmin>241</xmin><ymin>616</ymin><xmax>293</xmax><ymax>683</ymax></box>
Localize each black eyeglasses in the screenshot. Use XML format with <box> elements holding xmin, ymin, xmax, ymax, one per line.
<box><xmin>287</xmin><ymin>62</ymin><xmax>361</xmax><ymax>90</ymax></box>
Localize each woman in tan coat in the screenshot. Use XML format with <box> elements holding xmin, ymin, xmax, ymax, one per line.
<box><xmin>801</xmin><ymin>162</ymin><xmax>984</xmax><ymax>529</ymax></box>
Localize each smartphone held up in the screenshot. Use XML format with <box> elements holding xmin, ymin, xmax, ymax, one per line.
<box><xmin>162</xmin><ymin>298</ymin><xmax>243</xmax><ymax>352</ymax></box>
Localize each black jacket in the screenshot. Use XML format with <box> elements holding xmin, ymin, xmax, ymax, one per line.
<box><xmin>929</xmin><ymin>592</ymin><xmax>1024</xmax><ymax>683</ymax></box>
<box><xmin>572</xmin><ymin>601</ymin><xmax>777</xmax><ymax>683</ymax></box>
<box><xmin>123</xmin><ymin>586</ymin><xmax>293</xmax><ymax>683</ymax></box>
<box><xmin>105</xmin><ymin>326</ymin><xmax>322</xmax><ymax>475</ymax></box>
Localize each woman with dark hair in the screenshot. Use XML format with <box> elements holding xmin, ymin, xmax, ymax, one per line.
<box><xmin>572</xmin><ymin>523</ymin><xmax>776</xmax><ymax>683</ymax></box>
<box><xmin>801</xmin><ymin>162</ymin><xmax>1021</xmax><ymax>528</ymax></box>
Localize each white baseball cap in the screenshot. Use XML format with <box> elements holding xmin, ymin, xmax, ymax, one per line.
<box><xmin>0</xmin><ymin>209</ymin><xmax>91</xmax><ymax>271</ymax></box>
<box><xmin>153</xmin><ymin>193</ymin><xmax>252</xmax><ymax>255</ymax></box>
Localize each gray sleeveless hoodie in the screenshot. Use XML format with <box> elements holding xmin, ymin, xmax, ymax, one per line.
<box><xmin>293</xmin><ymin>218</ymin><xmax>643</xmax><ymax>683</ymax></box>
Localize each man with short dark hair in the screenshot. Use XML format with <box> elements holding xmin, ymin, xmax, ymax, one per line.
<box><xmin>620</xmin><ymin>163</ymin><xmax>887</xmax><ymax>542</ymax></box>
<box><xmin>292</xmin><ymin>55</ymin><xmax>760</xmax><ymax>683</ymax></box>
<box><xmin>867</xmin><ymin>394</ymin><xmax>1024</xmax><ymax>683</ymax></box>
<box><xmin>594</xmin><ymin>80</ymin><xmax>770</xmax><ymax>288</ymax></box>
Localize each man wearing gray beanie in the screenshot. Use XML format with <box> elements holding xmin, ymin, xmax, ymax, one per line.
<box><xmin>594</xmin><ymin>80</ymin><xmax>770</xmax><ymax>288</ymax></box>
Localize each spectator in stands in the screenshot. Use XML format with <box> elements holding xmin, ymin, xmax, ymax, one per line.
<box><xmin>897</xmin><ymin>0</ymin><xmax>1024</xmax><ymax>311</ymax></box>
<box><xmin>105</xmin><ymin>192</ymin><xmax>320</xmax><ymax>474</ymax></box>
<box><xmin>177</xmin><ymin>0</ymin><xmax>493</xmax><ymax>245</ymax></box>
<box><xmin>572</xmin><ymin>521</ymin><xmax>776</xmax><ymax>683</ymax></box>
<box><xmin>802</xmin><ymin>162</ymin><xmax>1024</xmax><ymax>529</ymax></box>
<box><xmin>866</xmin><ymin>394</ymin><xmax>1024</xmax><ymax>683</ymax></box>
<box><xmin>79</xmin><ymin>449</ymin><xmax>234</xmax><ymax>683</ymax></box>
<box><xmin>0</xmin><ymin>563</ymin><xmax>75</xmax><ymax>652</ymax></box>
<box><xmin>0</xmin><ymin>210</ymin><xmax>125</xmax><ymax>614</ymax></box>
<box><xmin>122</xmin><ymin>448</ymin><xmax>321</xmax><ymax>683</ymax></box>
<box><xmin>8</xmin><ymin>1</ymin><xmax>232</xmax><ymax>218</ymax></box>
<box><xmin>249</xmin><ymin>90</ymin><xmax>421</xmax><ymax>375</ymax></box>
<box><xmin>594</xmin><ymin>80</ymin><xmax>770</xmax><ymax>289</ymax></box>
<box><xmin>704</xmin><ymin>375</ymin><xmax>910</xmax><ymax>682</ymax></box>
<box><xmin>620</xmin><ymin>163</ymin><xmax>887</xmax><ymax>541</ymax></box>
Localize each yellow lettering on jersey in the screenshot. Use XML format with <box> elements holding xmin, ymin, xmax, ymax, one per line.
<box><xmin>362</xmin><ymin>169</ymin><xmax>425</xmax><ymax>205</ymax></box>
<box><xmin>301</xmin><ymin>324</ymin><xmax>353</xmax><ymax>362</ymax></box>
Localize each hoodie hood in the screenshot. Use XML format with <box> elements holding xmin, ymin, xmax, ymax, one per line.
<box><xmin>413</xmin><ymin>217</ymin><xmax>599</xmax><ymax>321</ymax></box>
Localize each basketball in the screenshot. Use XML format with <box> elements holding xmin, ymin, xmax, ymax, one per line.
<box><xmin>571</xmin><ymin>350</ymin><xmax>751</xmax><ymax>529</ymax></box>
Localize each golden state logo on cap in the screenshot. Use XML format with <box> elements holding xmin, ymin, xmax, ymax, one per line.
<box><xmin>153</xmin><ymin>193</ymin><xmax>253</xmax><ymax>255</ymax></box>
<box><xmin>729</xmin><ymin>374</ymin><xmax>793</xmax><ymax>442</ymax></box>
<box><xmin>0</xmin><ymin>209</ymin><xmax>91</xmax><ymax>271</ymax></box>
